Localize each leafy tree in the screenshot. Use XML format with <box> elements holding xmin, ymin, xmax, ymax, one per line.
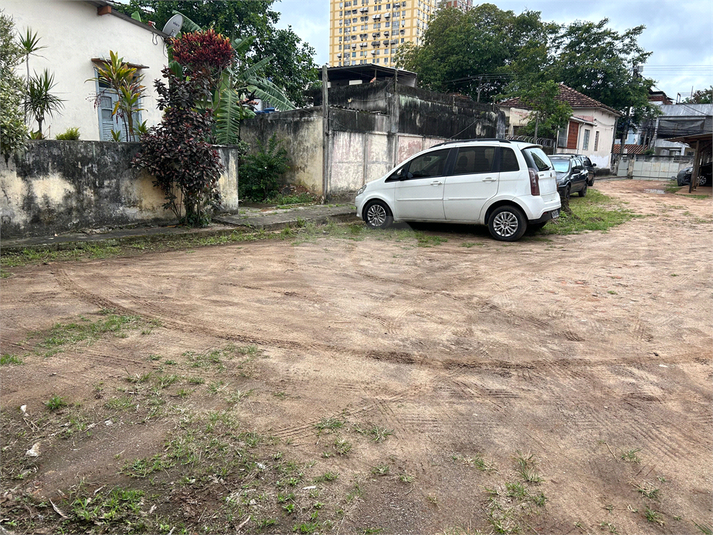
<box><xmin>547</xmin><ymin>19</ymin><xmax>654</xmax><ymax>117</ymax></box>
<box><xmin>398</xmin><ymin>5</ymin><xmax>552</xmax><ymax>103</ymax></box>
<box><xmin>132</xmin><ymin>67</ymin><xmax>222</xmax><ymax>227</ymax></box>
<box><xmin>0</xmin><ymin>11</ymin><xmax>28</xmax><ymax>161</ymax></box>
<box><xmin>685</xmin><ymin>87</ymin><xmax>713</xmax><ymax>104</ymax></box>
<box><xmin>516</xmin><ymin>80</ymin><xmax>572</xmax><ymax>139</ymax></box>
<box><xmin>117</xmin><ymin>0</ymin><xmax>318</xmax><ymax>105</ymax></box>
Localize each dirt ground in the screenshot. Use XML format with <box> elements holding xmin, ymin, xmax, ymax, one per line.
<box><xmin>1</xmin><ymin>180</ymin><xmax>711</xmax><ymax>535</ymax></box>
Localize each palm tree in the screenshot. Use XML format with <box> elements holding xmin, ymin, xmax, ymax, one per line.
<box><xmin>25</xmin><ymin>69</ymin><xmax>64</xmax><ymax>138</ymax></box>
<box><xmin>19</xmin><ymin>28</ymin><xmax>44</xmax><ymax>81</ymax></box>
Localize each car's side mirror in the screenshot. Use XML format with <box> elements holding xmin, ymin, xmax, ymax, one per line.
<box><xmin>592</xmin><ymin>163</ymin><xmax>597</xmax><ymax>167</ymax></box>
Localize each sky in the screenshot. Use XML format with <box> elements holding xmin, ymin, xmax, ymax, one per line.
<box><xmin>274</xmin><ymin>0</ymin><xmax>713</xmax><ymax>100</ymax></box>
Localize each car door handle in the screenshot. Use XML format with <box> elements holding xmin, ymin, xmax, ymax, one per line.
<box><xmin>430</xmin><ymin>180</ymin><xmax>443</xmax><ymax>186</ymax></box>
<box><xmin>482</xmin><ymin>177</ymin><xmax>497</xmax><ymax>182</ymax></box>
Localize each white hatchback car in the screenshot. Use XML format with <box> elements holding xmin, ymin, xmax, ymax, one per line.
<box><xmin>355</xmin><ymin>139</ymin><xmax>561</xmax><ymax>241</ymax></box>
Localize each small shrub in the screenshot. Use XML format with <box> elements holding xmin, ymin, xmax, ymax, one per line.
<box><xmin>239</xmin><ymin>135</ymin><xmax>291</xmax><ymax>202</ymax></box>
<box><xmin>45</xmin><ymin>394</ymin><xmax>68</xmax><ymax>411</ymax></box>
<box><xmin>56</xmin><ymin>127</ymin><xmax>80</xmax><ymax>140</ymax></box>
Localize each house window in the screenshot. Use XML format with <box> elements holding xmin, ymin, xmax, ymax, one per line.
<box><xmin>582</xmin><ymin>129</ymin><xmax>590</xmax><ymax>151</ymax></box>
<box><xmin>594</xmin><ymin>131</ymin><xmax>600</xmax><ymax>151</ymax></box>
<box><xmin>557</xmin><ymin>127</ymin><xmax>567</xmax><ymax>148</ymax></box>
<box><xmin>96</xmin><ymin>69</ymin><xmax>142</xmax><ymax>142</ymax></box>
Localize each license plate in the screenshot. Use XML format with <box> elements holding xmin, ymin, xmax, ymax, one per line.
<box><xmin>551</xmin><ymin>209</ymin><xmax>560</xmax><ymax>219</ymax></box>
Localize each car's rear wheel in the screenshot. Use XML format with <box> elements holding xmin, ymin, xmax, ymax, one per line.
<box><xmin>363</xmin><ymin>200</ymin><xmax>393</xmax><ymax>229</ymax></box>
<box><xmin>588</xmin><ymin>175</ymin><xmax>595</xmax><ymax>186</ymax></box>
<box><xmin>578</xmin><ymin>182</ymin><xmax>588</xmax><ymax>197</ymax></box>
<box><xmin>488</xmin><ymin>205</ymin><xmax>527</xmax><ymax>242</ymax></box>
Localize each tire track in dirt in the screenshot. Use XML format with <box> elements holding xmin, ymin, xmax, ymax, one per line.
<box><xmin>54</xmin><ymin>268</ymin><xmax>711</xmax><ymax>373</ymax></box>
<box><xmin>270</xmin><ymin>391</ymin><xmax>411</xmax><ymax>443</ymax></box>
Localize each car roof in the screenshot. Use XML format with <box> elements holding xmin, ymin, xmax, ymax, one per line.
<box><xmin>430</xmin><ymin>139</ymin><xmax>540</xmax><ymax>150</ymax></box>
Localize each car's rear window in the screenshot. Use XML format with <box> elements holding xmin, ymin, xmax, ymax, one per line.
<box><xmin>551</xmin><ymin>159</ymin><xmax>570</xmax><ymax>173</ymax></box>
<box><xmin>523</xmin><ymin>147</ymin><xmax>553</xmax><ymax>172</ymax></box>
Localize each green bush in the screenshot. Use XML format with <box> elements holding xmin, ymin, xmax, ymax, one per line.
<box><xmin>239</xmin><ymin>135</ymin><xmax>290</xmax><ymax>202</ymax></box>
<box><xmin>56</xmin><ymin>127</ymin><xmax>80</xmax><ymax>140</ymax></box>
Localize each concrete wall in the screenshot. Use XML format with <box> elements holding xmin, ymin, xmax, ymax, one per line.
<box><xmin>615</xmin><ymin>155</ymin><xmax>694</xmax><ymax>180</ymax></box>
<box><xmin>239</xmin><ymin>108</ymin><xmax>324</xmax><ymax>193</ymax></box>
<box><xmin>0</xmin><ymin>141</ymin><xmax>239</xmax><ymax>239</ymax></box>
<box><xmin>6</xmin><ymin>0</ymin><xmax>167</xmax><ymax>140</ymax></box>
<box><xmin>241</xmin><ymin>81</ymin><xmax>505</xmax><ymax>199</ymax></box>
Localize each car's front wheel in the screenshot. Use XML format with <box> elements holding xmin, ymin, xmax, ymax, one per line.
<box><xmin>488</xmin><ymin>205</ymin><xmax>527</xmax><ymax>241</ymax></box>
<box><xmin>363</xmin><ymin>200</ymin><xmax>393</xmax><ymax>229</ymax></box>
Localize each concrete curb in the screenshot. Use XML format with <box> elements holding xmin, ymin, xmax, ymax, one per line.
<box><xmin>1</xmin><ymin>205</ymin><xmax>358</xmax><ymax>253</ymax></box>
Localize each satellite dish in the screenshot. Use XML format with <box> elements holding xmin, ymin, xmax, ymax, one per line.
<box><xmin>162</xmin><ymin>14</ymin><xmax>183</xmax><ymax>37</ymax></box>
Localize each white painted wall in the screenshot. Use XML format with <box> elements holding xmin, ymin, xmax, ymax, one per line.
<box><xmin>563</xmin><ymin>108</ymin><xmax>618</xmax><ymax>169</ymax></box>
<box><xmin>504</xmin><ymin>104</ymin><xmax>618</xmax><ymax>169</ymax></box>
<box><xmin>5</xmin><ymin>0</ymin><xmax>167</xmax><ymax>140</ymax></box>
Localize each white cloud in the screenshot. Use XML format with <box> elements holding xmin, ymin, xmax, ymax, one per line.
<box><xmin>274</xmin><ymin>0</ymin><xmax>713</xmax><ymax>96</ymax></box>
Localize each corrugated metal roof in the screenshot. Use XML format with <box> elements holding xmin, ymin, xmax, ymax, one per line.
<box><xmin>658</xmin><ymin>104</ymin><xmax>713</xmax><ymax>117</ymax></box>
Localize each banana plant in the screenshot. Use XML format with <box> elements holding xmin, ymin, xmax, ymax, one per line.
<box><xmin>170</xmin><ymin>13</ymin><xmax>296</xmax><ymax>145</ymax></box>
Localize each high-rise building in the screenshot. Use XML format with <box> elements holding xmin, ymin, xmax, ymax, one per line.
<box><xmin>437</xmin><ymin>0</ymin><xmax>472</xmax><ymax>11</ymax></box>
<box><xmin>329</xmin><ymin>0</ymin><xmax>438</xmax><ymax>67</ymax></box>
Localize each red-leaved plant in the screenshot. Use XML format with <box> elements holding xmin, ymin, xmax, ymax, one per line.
<box><xmin>170</xmin><ymin>29</ymin><xmax>233</xmax><ymax>80</ymax></box>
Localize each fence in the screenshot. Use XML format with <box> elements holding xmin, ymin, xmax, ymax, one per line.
<box><xmin>615</xmin><ymin>154</ymin><xmax>694</xmax><ymax>180</ymax></box>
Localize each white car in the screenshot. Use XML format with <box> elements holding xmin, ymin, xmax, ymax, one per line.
<box><xmin>355</xmin><ymin>139</ymin><xmax>561</xmax><ymax>241</ymax></box>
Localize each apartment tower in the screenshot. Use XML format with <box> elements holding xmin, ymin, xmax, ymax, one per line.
<box><xmin>329</xmin><ymin>0</ymin><xmax>438</xmax><ymax>67</ymax></box>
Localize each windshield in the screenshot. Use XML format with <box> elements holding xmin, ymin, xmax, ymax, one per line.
<box><xmin>551</xmin><ymin>159</ymin><xmax>571</xmax><ymax>173</ymax></box>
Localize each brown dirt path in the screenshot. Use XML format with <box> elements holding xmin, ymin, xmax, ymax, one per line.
<box><xmin>1</xmin><ymin>180</ymin><xmax>711</xmax><ymax>534</ymax></box>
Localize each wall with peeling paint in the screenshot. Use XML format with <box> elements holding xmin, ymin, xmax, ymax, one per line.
<box><xmin>242</xmin><ymin>81</ymin><xmax>505</xmax><ymax>200</ymax></box>
<box><xmin>0</xmin><ymin>141</ymin><xmax>239</xmax><ymax>239</ymax></box>
<box><xmin>239</xmin><ymin>108</ymin><xmax>324</xmax><ymax>194</ymax></box>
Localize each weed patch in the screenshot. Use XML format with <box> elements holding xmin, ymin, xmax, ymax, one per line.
<box><xmin>45</xmin><ymin>394</ymin><xmax>68</xmax><ymax>411</ymax></box>
<box><xmin>0</xmin><ymin>353</ymin><xmax>23</xmax><ymax>365</ymax></box>
<box><xmin>541</xmin><ymin>190</ymin><xmax>637</xmax><ymax>236</ymax></box>
<box><xmin>29</xmin><ymin>310</ymin><xmax>155</xmax><ymax>356</ymax></box>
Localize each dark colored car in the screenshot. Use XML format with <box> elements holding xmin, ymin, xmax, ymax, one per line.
<box><xmin>676</xmin><ymin>162</ymin><xmax>712</xmax><ymax>187</ymax></box>
<box><xmin>559</xmin><ymin>153</ymin><xmax>597</xmax><ymax>185</ymax></box>
<box><xmin>549</xmin><ymin>155</ymin><xmax>589</xmax><ymax>199</ymax></box>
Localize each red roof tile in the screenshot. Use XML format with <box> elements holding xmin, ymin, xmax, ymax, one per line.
<box><xmin>613</xmin><ymin>144</ymin><xmax>646</xmax><ymax>154</ymax></box>
<box><xmin>500</xmin><ymin>84</ymin><xmax>621</xmax><ymax>116</ymax></box>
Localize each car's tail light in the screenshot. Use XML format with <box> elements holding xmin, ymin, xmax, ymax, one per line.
<box><xmin>529</xmin><ymin>167</ymin><xmax>540</xmax><ymax>196</ymax></box>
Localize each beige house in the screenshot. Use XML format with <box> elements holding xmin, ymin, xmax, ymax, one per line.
<box><xmin>499</xmin><ymin>84</ymin><xmax>621</xmax><ymax>169</ymax></box>
<box><xmin>6</xmin><ymin>0</ymin><xmax>168</xmax><ymax>141</ymax></box>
